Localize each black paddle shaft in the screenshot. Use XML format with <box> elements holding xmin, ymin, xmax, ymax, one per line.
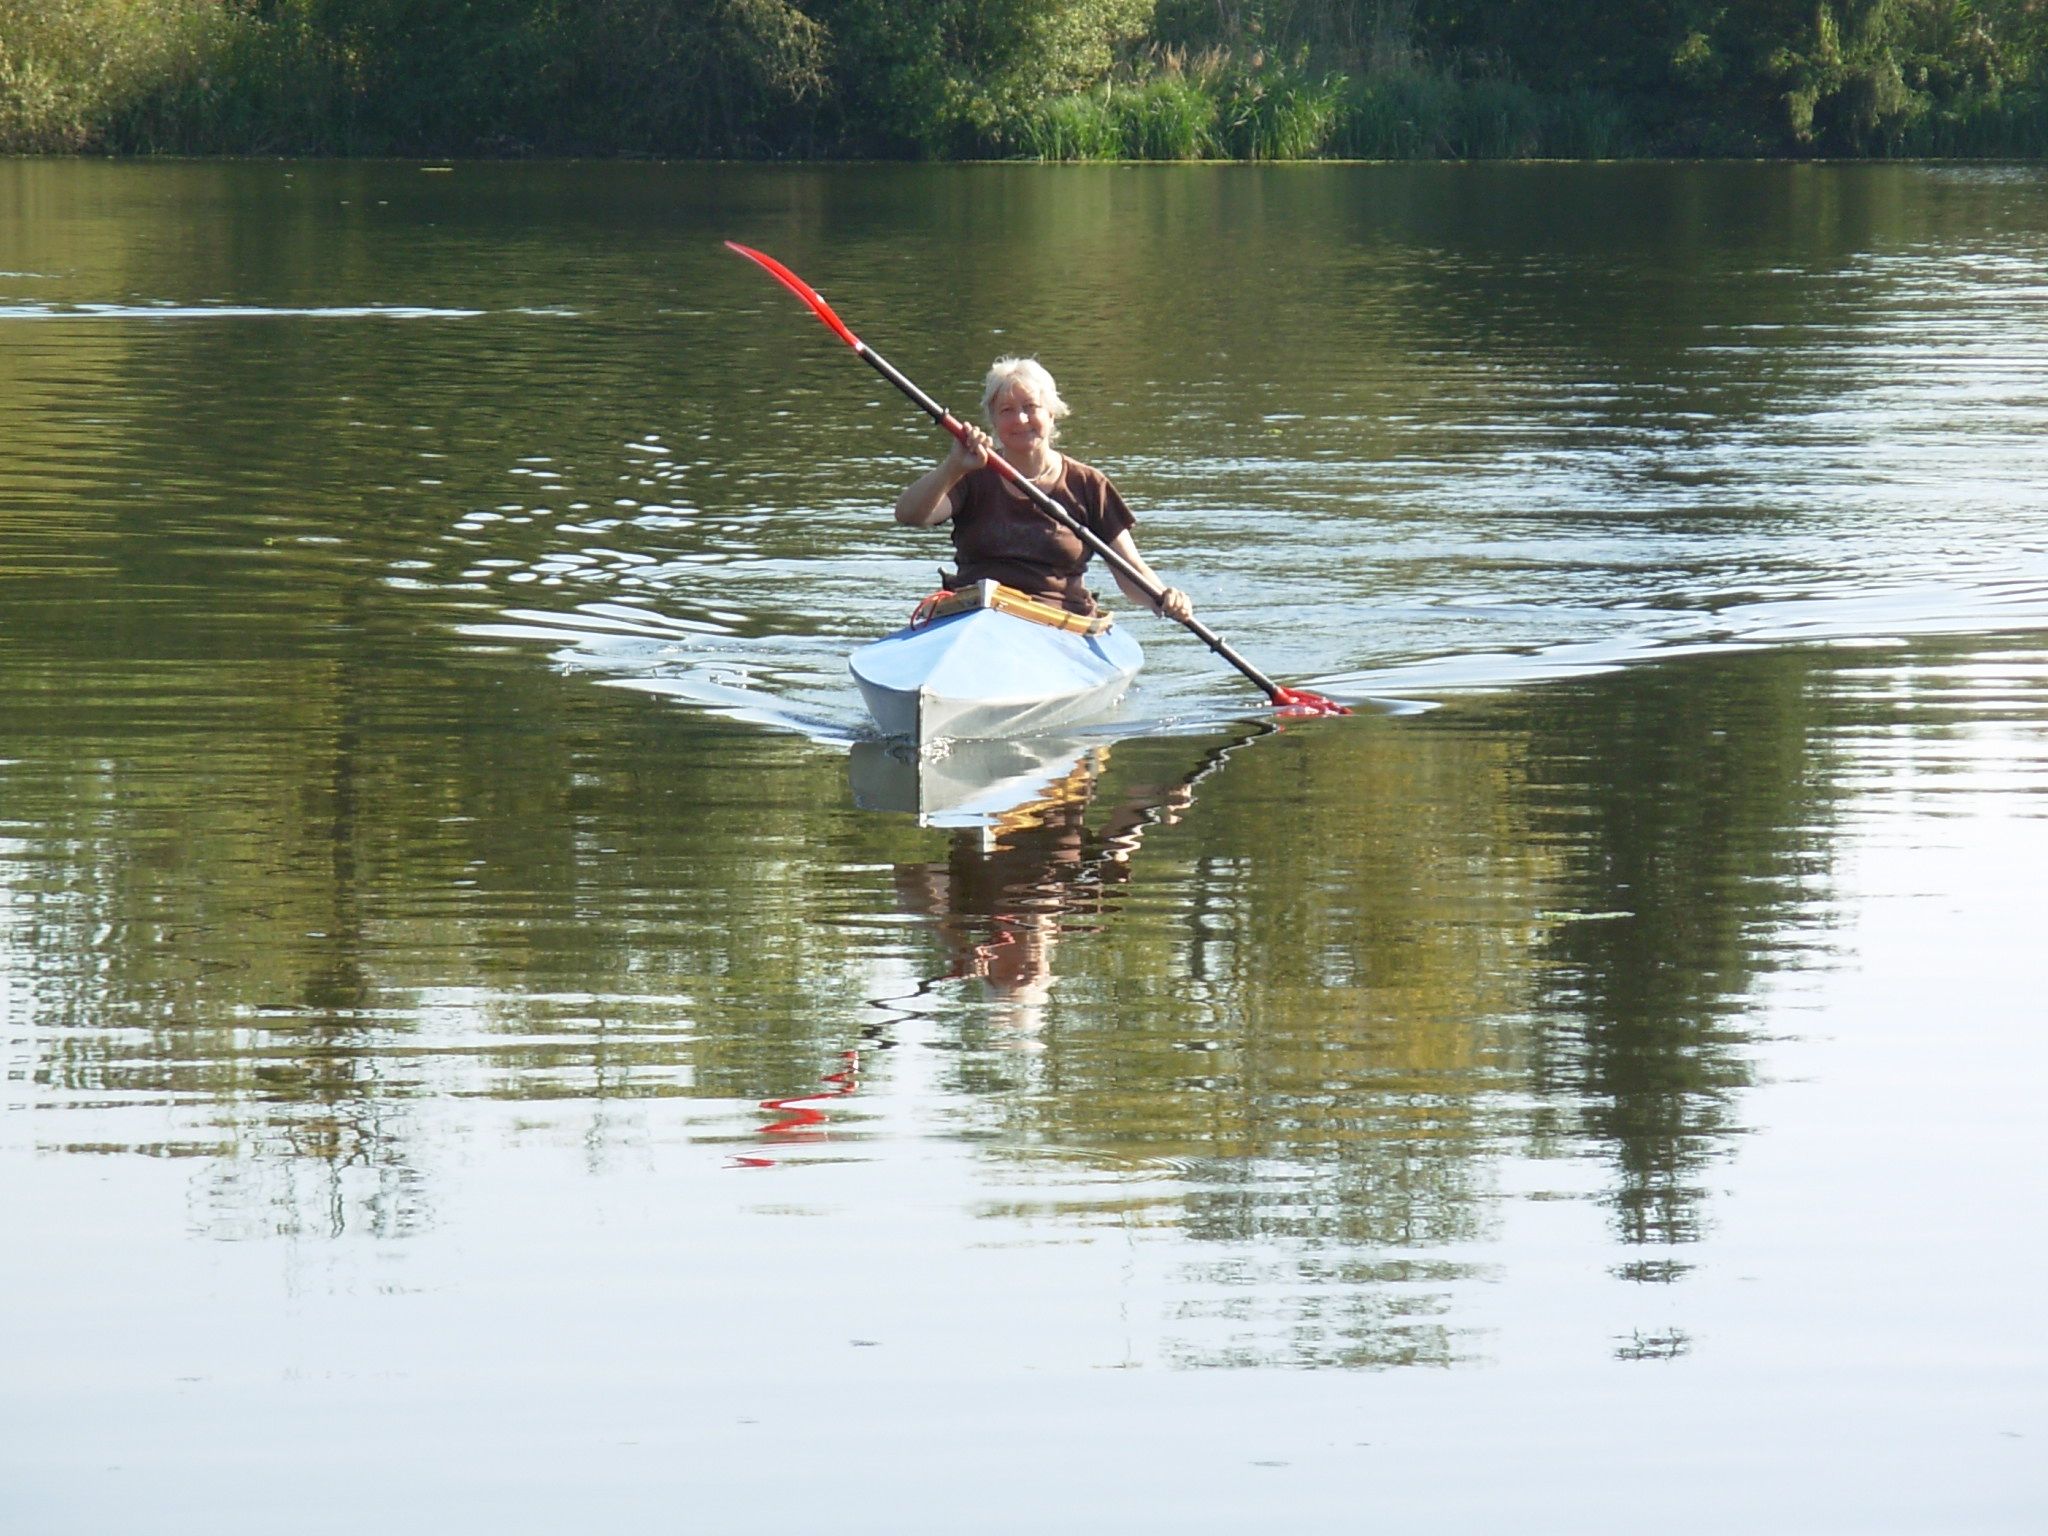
<box><xmin>855</xmin><ymin>346</ymin><xmax>1288</xmax><ymax>702</ymax></box>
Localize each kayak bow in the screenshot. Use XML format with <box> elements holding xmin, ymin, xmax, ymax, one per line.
<box><xmin>849</xmin><ymin>581</ymin><xmax>1142</xmax><ymax>745</ymax></box>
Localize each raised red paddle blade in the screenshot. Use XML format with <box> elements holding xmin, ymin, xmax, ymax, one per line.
<box><xmin>1271</xmin><ymin>685</ymin><xmax>1352</xmax><ymax>718</ymax></box>
<box><xmin>725</xmin><ymin>241</ymin><xmax>862</xmax><ymax>350</ymax></box>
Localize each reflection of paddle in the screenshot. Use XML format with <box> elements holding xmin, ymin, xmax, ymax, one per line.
<box><xmin>725</xmin><ymin>241</ymin><xmax>1349</xmax><ymax>719</ymax></box>
<box><xmin>731</xmin><ymin>1049</ymin><xmax>861</xmax><ymax>1169</ymax></box>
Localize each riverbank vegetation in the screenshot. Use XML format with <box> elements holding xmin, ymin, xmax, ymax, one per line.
<box><xmin>3</xmin><ymin>0</ymin><xmax>2044</xmax><ymax>159</ymax></box>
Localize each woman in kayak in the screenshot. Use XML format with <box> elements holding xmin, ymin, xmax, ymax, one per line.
<box><xmin>894</xmin><ymin>357</ymin><xmax>1194</xmax><ymax>623</ymax></box>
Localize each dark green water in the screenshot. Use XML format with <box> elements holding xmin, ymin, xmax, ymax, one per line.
<box><xmin>3</xmin><ymin>161</ymin><xmax>2045</xmax><ymax>1532</ymax></box>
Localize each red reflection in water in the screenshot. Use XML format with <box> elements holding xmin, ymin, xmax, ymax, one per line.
<box><xmin>730</xmin><ymin>1051</ymin><xmax>860</xmax><ymax>1168</ymax></box>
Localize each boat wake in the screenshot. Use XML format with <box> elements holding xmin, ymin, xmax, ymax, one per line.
<box><xmin>462</xmin><ymin>602</ymin><xmax>868</xmax><ymax>744</ymax></box>
<box><xmin>460</xmin><ymin>598</ymin><xmax>1345</xmax><ymax>752</ymax></box>
<box><xmin>0</xmin><ymin>301</ymin><xmax>496</xmax><ymax>321</ymax></box>
<box><xmin>1311</xmin><ymin>576</ymin><xmax>2048</xmax><ymax>700</ymax></box>
<box><xmin>438</xmin><ymin>420</ymin><xmax>2048</xmax><ymax>786</ymax></box>
<box><xmin>464</xmin><ymin>574</ymin><xmax>2048</xmax><ymax>758</ymax></box>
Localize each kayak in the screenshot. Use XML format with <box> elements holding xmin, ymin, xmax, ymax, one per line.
<box><xmin>849</xmin><ymin>580</ymin><xmax>1143</xmax><ymax>745</ymax></box>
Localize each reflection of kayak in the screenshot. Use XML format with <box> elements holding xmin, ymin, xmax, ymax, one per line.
<box><xmin>848</xmin><ymin>736</ymin><xmax>1099</xmax><ymax>826</ymax></box>
<box><xmin>848</xmin><ymin>580</ymin><xmax>1143</xmax><ymax>745</ymax></box>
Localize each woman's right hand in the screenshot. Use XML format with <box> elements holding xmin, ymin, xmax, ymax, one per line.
<box><xmin>947</xmin><ymin>422</ymin><xmax>994</xmax><ymax>472</ymax></box>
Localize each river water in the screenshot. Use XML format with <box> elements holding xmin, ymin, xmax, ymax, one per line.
<box><xmin>3</xmin><ymin>160</ymin><xmax>2045</xmax><ymax>1531</ymax></box>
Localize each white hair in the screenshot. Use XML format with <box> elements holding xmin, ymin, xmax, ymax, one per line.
<box><xmin>981</xmin><ymin>356</ymin><xmax>1069</xmax><ymax>442</ymax></box>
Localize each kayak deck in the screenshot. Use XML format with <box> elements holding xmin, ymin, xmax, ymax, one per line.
<box><xmin>849</xmin><ymin>582</ymin><xmax>1143</xmax><ymax>745</ymax></box>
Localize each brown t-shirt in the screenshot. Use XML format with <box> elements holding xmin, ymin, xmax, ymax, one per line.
<box><xmin>944</xmin><ymin>458</ymin><xmax>1136</xmax><ymax>615</ymax></box>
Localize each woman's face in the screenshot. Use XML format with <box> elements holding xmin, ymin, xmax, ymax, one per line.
<box><xmin>991</xmin><ymin>381</ymin><xmax>1053</xmax><ymax>461</ymax></box>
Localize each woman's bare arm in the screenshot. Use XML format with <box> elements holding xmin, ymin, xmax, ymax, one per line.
<box><xmin>1105</xmin><ymin>530</ymin><xmax>1193</xmax><ymax>620</ymax></box>
<box><xmin>895</xmin><ymin>427</ymin><xmax>992</xmax><ymax>526</ymax></box>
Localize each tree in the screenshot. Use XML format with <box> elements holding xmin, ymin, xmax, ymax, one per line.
<box><xmin>1413</xmin><ymin>0</ymin><xmax>1925</xmax><ymax>150</ymax></box>
<box><xmin>810</xmin><ymin>0</ymin><xmax>1156</xmax><ymax>154</ymax></box>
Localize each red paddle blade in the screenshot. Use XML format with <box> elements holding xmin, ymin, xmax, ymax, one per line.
<box><xmin>725</xmin><ymin>241</ymin><xmax>862</xmax><ymax>350</ymax></box>
<box><xmin>1271</xmin><ymin>685</ymin><xmax>1351</xmax><ymax>718</ymax></box>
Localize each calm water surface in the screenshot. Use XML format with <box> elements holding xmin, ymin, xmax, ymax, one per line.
<box><xmin>3</xmin><ymin>160</ymin><xmax>2046</xmax><ymax>1531</ymax></box>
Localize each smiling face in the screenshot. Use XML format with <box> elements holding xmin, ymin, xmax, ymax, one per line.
<box><xmin>980</xmin><ymin>357</ymin><xmax>1068</xmax><ymax>468</ymax></box>
<box><xmin>990</xmin><ymin>379</ymin><xmax>1055</xmax><ymax>464</ymax></box>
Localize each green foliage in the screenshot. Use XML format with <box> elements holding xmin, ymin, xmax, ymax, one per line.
<box><xmin>1015</xmin><ymin>90</ymin><xmax>1127</xmax><ymax>160</ymax></box>
<box><xmin>1153</xmin><ymin>0</ymin><xmax>1420</xmax><ymax>69</ymax></box>
<box><xmin>0</xmin><ymin>0</ymin><xmax>830</xmax><ymax>156</ymax></box>
<box><xmin>2</xmin><ymin>0</ymin><xmax>2045</xmax><ymax>156</ymax></box>
<box><xmin>1016</xmin><ymin>50</ymin><xmax>1345</xmax><ymax>161</ymax></box>
<box><xmin>1885</xmin><ymin>0</ymin><xmax>2048</xmax><ymax>153</ymax></box>
<box><xmin>543</xmin><ymin>0</ymin><xmax>832</xmax><ymax>155</ymax></box>
<box><xmin>1440</xmin><ymin>72</ymin><xmax>1546</xmax><ymax>157</ymax></box>
<box><xmin>1895</xmin><ymin>82</ymin><xmax>2048</xmax><ymax>153</ymax></box>
<box><xmin>1013</xmin><ymin>73</ymin><xmax>1218</xmax><ymax>160</ymax></box>
<box><xmin>1325</xmin><ymin>65</ymin><xmax>1636</xmax><ymax>159</ymax></box>
<box><xmin>1117</xmin><ymin>72</ymin><xmax>1219</xmax><ymax>157</ymax></box>
<box><xmin>0</xmin><ymin>0</ymin><xmax>277</xmax><ymax>152</ymax></box>
<box><xmin>1410</xmin><ymin>0</ymin><xmax>2046</xmax><ymax>154</ymax></box>
<box><xmin>1546</xmin><ymin>88</ymin><xmax>1638</xmax><ymax>157</ymax></box>
<box><xmin>1211</xmin><ymin>54</ymin><xmax>1346</xmax><ymax>157</ymax></box>
<box><xmin>811</xmin><ymin>0</ymin><xmax>1154</xmax><ymax>155</ymax></box>
<box><xmin>1762</xmin><ymin>0</ymin><xmax>1918</xmax><ymax>150</ymax></box>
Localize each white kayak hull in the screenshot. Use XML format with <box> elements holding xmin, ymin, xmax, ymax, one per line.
<box><xmin>849</xmin><ymin>603</ymin><xmax>1143</xmax><ymax>745</ymax></box>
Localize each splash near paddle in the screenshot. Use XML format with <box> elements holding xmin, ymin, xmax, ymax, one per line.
<box><xmin>725</xmin><ymin>241</ymin><xmax>1350</xmax><ymax>720</ymax></box>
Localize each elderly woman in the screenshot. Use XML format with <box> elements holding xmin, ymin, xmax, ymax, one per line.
<box><xmin>894</xmin><ymin>357</ymin><xmax>1193</xmax><ymax>623</ymax></box>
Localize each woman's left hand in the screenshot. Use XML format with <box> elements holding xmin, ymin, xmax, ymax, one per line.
<box><xmin>1157</xmin><ymin>587</ymin><xmax>1193</xmax><ymax>622</ymax></box>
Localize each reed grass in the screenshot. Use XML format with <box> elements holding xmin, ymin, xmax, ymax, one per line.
<box><xmin>1116</xmin><ymin>75</ymin><xmax>1217</xmax><ymax>159</ymax></box>
<box><xmin>1017</xmin><ymin>92</ymin><xmax>1125</xmax><ymax>160</ymax></box>
<box><xmin>1016</xmin><ymin>58</ymin><xmax>1641</xmax><ymax>162</ymax></box>
<box><xmin>1330</xmin><ymin>69</ymin><xmax>1457</xmax><ymax>158</ymax></box>
<box><xmin>1212</xmin><ymin>64</ymin><xmax>1346</xmax><ymax>159</ymax></box>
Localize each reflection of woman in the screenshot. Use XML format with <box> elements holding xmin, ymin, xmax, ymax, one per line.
<box><xmin>896</xmin><ymin>750</ymin><xmax>1195</xmax><ymax>1034</ymax></box>
<box><xmin>893</xmin><ymin>358</ymin><xmax>1194</xmax><ymax>623</ymax></box>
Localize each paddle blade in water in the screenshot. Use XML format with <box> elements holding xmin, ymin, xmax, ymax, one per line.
<box><xmin>1271</xmin><ymin>685</ymin><xmax>1351</xmax><ymax>718</ymax></box>
<box><xmin>725</xmin><ymin>241</ymin><xmax>862</xmax><ymax>350</ymax></box>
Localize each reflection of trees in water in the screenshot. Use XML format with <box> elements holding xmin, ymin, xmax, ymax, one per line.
<box><xmin>1166</xmin><ymin>1176</ymin><xmax>1486</xmax><ymax>1368</ymax></box>
<box><xmin>8</xmin><ymin>565</ymin><xmax>442</xmax><ymax>1235</ymax></box>
<box><xmin>893</xmin><ymin>722</ymin><xmax>1537</xmax><ymax>1368</ymax></box>
<box><xmin>23</xmin><ymin>866</ymin><xmax>435</xmax><ymax>1241</ymax></box>
<box><xmin>898</xmin><ymin>653</ymin><xmax>1842</xmax><ymax>1363</ymax></box>
<box><xmin>211</xmin><ymin>665</ymin><xmax>434</xmax><ymax>1241</ymax></box>
<box><xmin>1516</xmin><ymin>650</ymin><xmax>1841</xmax><ymax>1260</ymax></box>
<box><xmin>14</xmin><ymin>579</ymin><xmax>1842</xmax><ymax>1364</ymax></box>
<box><xmin>9</xmin><ymin>672</ymin><xmax>899</xmax><ymax>1234</ymax></box>
<box><xmin>196</xmin><ymin>818</ymin><xmax>432</xmax><ymax>1244</ymax></box>
<box><xmin>201</xmin><ymin>1090</ymin><xmax>429</xmax><ymax>1243</ymax></box>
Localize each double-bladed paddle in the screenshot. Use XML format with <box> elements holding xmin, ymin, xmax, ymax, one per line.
<box><xmin>725</xmin><ymin>240</ymin><xmax>1348</xmax><ymax>718</ymax></box>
